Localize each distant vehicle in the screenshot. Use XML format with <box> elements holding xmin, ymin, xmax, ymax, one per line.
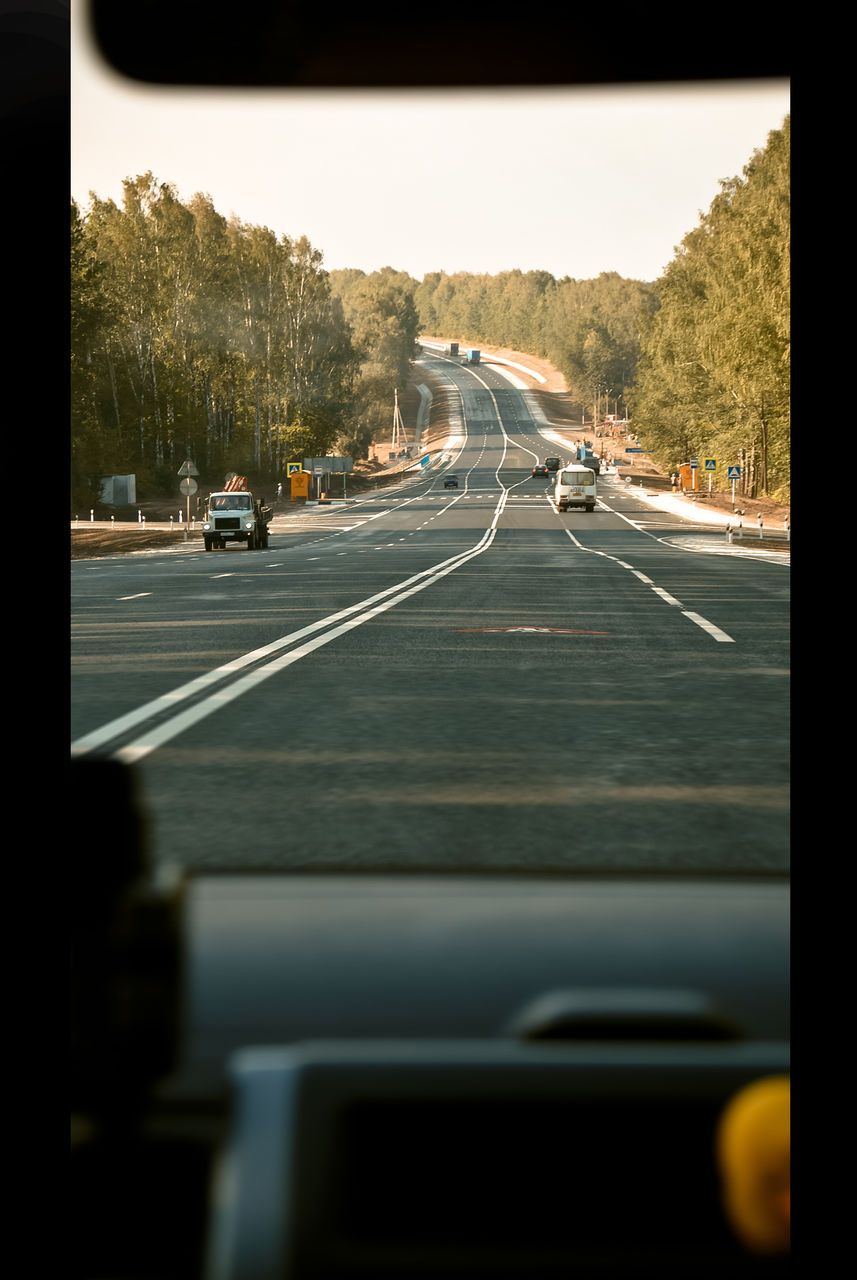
<box><xmin>444</xmin><ymin>475</ymin><xmax>459</xmax><ymax>488</ymax></box>
<box><xmin>532</xmin><ymin>464</ymin><xmax>550</xmax><ymax>478</ymax></box>
<box><xmin>202</xmin><ymin>481</ymin><xmax>271</xmax><ymax>550</ymax></box>
<box><xmin>555</xmin><ymin>464</ymin><xmax>597</xmax><ymax>512</ymax></box>
<box><xmin>576</xmin><ymin>447</ymin><xmax>601</xmax><ymax>474</ymax></box>
<box><xmin>545</xmin><ymin>457</ymin><xmax>561</xmax><ymax>471</ymax></box>
<box><xmin>464</xmin><ymin>348</ymin><xmax>481</xmax><ymax>364</ymax></box>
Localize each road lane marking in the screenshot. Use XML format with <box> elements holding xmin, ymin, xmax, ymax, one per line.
<box><xmin>681</xmin><ymin>612</ymin><xmax>735</xmax><ymax>643</ymax></box>
<box><xmin>564</xmin><ymin>529</ymin><xmax>734</xmax><ymax>642</ymax></box>
<box><xmin>71</xmin><ymin>506</ymin><xmax>508</xmax><ymax>762</ymax></box>
<box><xmin>73</xmin><ymin>408</ymin><xmax>741</xmax><ymax>759</ymax></box>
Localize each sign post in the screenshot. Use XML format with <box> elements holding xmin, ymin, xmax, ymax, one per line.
<box><xmin>704</xmin><ymin>458</ymin><xmax>717</xmax><ymax>494</ymax></box>
<box><xmin>178</xmin><ymin>460</ymin><xmax>200</xmax><ymax>535</ymax></box>
<box><xmin>689</xmin><ymin>458</ymin><xmax>698</xmax><ymax>492</ymax></box>
<box><xmin>727</xmin><ymin>465</ymin><xmax>741</xmax><ymax>506</ymax></box>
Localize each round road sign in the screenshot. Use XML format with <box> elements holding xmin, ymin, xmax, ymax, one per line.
<box><xmin>180</xmin><ymin>478</ymin><xmax>198</xmax><ymax>496</ymax></box>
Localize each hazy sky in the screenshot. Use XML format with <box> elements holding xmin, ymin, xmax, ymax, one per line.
<box><xmin>71</xmin><ymin>4</ymin><xmax>789</xmax><ymax>284</ymax></box>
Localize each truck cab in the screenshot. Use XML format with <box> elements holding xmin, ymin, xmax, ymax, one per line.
<box><xmin>202</xmin><ymin>488</ymin><xmax>271</xmax><ymax>550</ymax></box>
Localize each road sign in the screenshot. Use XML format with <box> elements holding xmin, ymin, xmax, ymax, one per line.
<box><xmin>704</xmin><ymin>458</ymin><xmax>717</xmax><ymax>471</ymax></box>
<box><xmin>689</xmin><ymin>458</ymin><xmax>698</xmax><ymax>469</ymax></box>
<box><xmin>287</xmin><ymin>462</ymin><xmax>301</xmax><ymax>476</ymax></box>
<box><xmin>177</xmin><ymin>459</ymin><xmax>199</xmax><ymax>477</ymax></box>
<box><xmin>179</xmin><ymin>478</ymin><xmax>198</xmax><ymax>496</ymax></box>
<box><xmin>304</xmin><ymin>457</ymin><xmax>354</xmax><ymax>473</ymax></box>
<box><xmin>727</xmin><ymin>465</ymin><xmax>741</xmax><ymax>480</ymax></box>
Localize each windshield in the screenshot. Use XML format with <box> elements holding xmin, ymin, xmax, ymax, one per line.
<box><xmin>210</xmin><ymin>495</ymin><xmax>252</xmax><ymax>511</ymax></box>
<box><xmin>70</xmin><ymin>13</ymin><xmax>789</xmax><ymax>880</ymax></box>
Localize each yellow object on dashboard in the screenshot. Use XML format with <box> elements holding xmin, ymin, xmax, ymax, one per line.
<box><xmin>716</xmin><ymin>1075</ymin><xmax>790</xmax><ymax>1255</ymax></box>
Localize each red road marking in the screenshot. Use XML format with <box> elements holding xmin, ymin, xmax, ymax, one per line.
<box><xmin>453</xmin><ymin>626</ymin><xmax>609</xmax><ymax>635</ymax></box>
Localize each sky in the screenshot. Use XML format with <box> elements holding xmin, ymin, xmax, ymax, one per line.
<box><xmin>70</xmin><ymin>5</ymin><xmax>789</xmax><ymax>285</ymax></box>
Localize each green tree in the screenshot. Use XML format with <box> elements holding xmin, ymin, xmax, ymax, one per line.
<box><xmin>71</xmin><ymin>200</ymin><xmax>118</xmax><ymax>508</ymax></box>
<box><xmin>71</xmin><ymin>177</ymin><xmax>359</xmax><ymax>496</ymax></box>
<box><xmin>630</xmin><ymin>118</ymin><xmax>789</xmax><ymax>499</ymax></box>
<box><xmin>330</xmin><ymin>268</ymin><xmax>420</xmax><ymax>457</ymax></box>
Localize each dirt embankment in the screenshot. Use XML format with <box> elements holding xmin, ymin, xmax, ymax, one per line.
<box><xmin>71</xmin><ymin>342</ymin><xmax>789</xmax><ymax>559</ymax></box>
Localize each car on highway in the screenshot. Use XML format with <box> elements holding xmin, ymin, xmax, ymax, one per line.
<box><xmin>444</xmin><ymin>474</ymin><xmax>459</xmax><ymax>488</ymax></box>
<box><xmin>531</xmin><ymin>463</ymin><xmax>550</xmax><ymax>478</ymax></box>
<box><xmin>545</xmin><ymin>457</ymin><xmax>561</xmax><ymax>471</ymax></box>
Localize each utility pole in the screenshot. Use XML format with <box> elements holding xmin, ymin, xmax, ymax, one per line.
<box><xmin>391</xmin><ymin>388</ymin><xmax>410</xmax><ymax>455</ymax></box>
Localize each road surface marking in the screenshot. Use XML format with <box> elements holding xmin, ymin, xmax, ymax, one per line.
<box><xmin>72</xmin><ymin>499</ymin><xmax>510</xmax><ymax>762</ymax></box>
<box><xmin>564</xmin><ymin>530</ymin><xmax>734</xmax><ymax>642</ymax></box>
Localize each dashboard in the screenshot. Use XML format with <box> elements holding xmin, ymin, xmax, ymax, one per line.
<box><xmin>70</xmin><ymin>753</ymin><xmax>789</xmax><ymax>1279</ymax></box>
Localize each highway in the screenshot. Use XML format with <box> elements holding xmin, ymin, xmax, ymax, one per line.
<box><xmin>70</xmin><ymin>356</ymin><xmax>789</xmax><ymax>875</ymax></box>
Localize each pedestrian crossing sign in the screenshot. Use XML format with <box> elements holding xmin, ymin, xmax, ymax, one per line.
<box><xmin>287</xmin><ymin>462</ymin><xmax>301</xmax><ymax>476</ymax></box>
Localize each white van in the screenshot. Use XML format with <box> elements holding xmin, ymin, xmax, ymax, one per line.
<box><xmin>555</xmin><ymin>464</ymin><xmax>597</xmax><ymax>513</ymax></box>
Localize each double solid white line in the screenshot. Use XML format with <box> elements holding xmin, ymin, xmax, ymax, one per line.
<box><xmin>71</xmin><ymin>505</ymin><xmax>508</xmax><ymax>764</ymax></box>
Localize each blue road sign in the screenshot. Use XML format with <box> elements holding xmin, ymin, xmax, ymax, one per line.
<box><xmin>727</xmin><ymin>465</ymin><xmax>741</xmax><ymax>480</ymax></box>
<box><xmin>704</xmin><ymin>458</ymin><xmax>717</xmax><ymax>471</ymax></box>
<box><xmin>689</xmin><ymin>458</ymin><xmax>699</xmax><ymax>469</ymax></box>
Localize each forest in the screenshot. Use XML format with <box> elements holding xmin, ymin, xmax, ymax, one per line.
<box><xmin>71</xmin><ymin>117</ymin><xmax>788</xmax><ymax>507</ymax></box>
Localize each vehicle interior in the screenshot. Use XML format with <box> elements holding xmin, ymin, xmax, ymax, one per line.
<box><xmin>71</xmin><ymin>10</ymin><xmax>789</xmax><ymax>1280</ymax></box>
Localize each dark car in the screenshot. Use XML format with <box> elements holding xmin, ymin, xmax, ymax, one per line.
<box><xmin>532</xmin><ymin>464</ymin><xmax>550</xmax><ymax>478</ymax></box>
<box><xmin>444</xmin><ymin>475</ymin><xmax>459</xmax><ymax>488</ymax></box>
<box><xmin>545</xmin><ymin>457</ymin><xmax>561</xmax><ymax>471</ymax></box>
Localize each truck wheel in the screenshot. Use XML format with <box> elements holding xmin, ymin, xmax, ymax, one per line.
<box><xmin>204</xmin><ymin>537</ymin><xmax>213</xmax><ymax>551</ymax></box>
<box><xmin>246</xmin><ymin>533</ymin><xmax>255</xmax><ymax>550</ymax></box>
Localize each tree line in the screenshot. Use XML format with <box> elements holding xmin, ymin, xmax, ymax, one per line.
<box><xmin>414</xmin><ymin>268</ymin><xmax>656</xmax><ymax>429</ymax></box>
<box><xmin>71</xmin><ymin>117</ymin><xmax>788</xmax><ymax>506</ymax></box>
<box><xmin>410</xmin><ymin>117</ymin><xmax>789</xmax><ymax>501</ymax></box>
<box><xmin>71</xmin><ymin>175</ymin><xmax>420</xmax><ymax>507</ymax></box>
<box><xmin>630</xmin><ymin>117</ymin><xmax>789</xmax><ymax>501</ymax></box>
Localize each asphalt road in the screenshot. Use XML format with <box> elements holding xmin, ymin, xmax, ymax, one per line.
<box><xmin>70</xmin><ymin>357</ymin><xmax>789</xmax><ymax>875</ymax></box>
